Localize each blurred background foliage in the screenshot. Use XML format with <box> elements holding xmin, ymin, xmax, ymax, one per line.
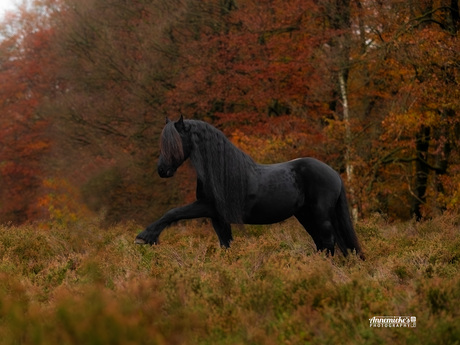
<box><xmin>0</xmin><ymin>0</ymin><xmax>459</xmax><ymax>226</ymax></box>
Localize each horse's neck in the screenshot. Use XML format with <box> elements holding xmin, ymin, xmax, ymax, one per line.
<box><xmin>189</xmin><ymin>129</ymin><xmax>256</xmax><ymax>178</ymax></box>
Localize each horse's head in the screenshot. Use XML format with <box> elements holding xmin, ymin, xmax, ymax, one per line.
<box><xmin>158</xmin><ymin>115</ymin><xmax>191</xmax><ymax>178</ymax></box>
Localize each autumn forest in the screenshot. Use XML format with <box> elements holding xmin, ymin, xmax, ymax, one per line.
<box><xmin>1</xmin><ymin>0</ymin><xmax>459</xmax><ymax>226</ymax></box>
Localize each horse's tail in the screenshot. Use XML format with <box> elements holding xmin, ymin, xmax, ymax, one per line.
<box><xmin>334</xmin><ymin>184</ymin><xmax>365</xmax><ymax>260</ymax></box>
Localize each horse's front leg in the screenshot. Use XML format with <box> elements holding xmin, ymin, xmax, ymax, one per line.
<box><xmin>135</xmin><ymin>200</ymin><xmax>215</xmax><ymax>245</ymax></box>
<box><xmin>211</xmin><ymin>218</ymin><xmax>233</xmax><ymax>248</ymax></box>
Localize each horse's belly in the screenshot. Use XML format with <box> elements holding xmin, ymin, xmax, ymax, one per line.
<box><xmin>242</xmin><ymin>164</ymin><xmax>304</xmax><ymax>224</ymax></box>
<box><xmin>244</xmin><ymin>190</ymin><xmax>302</xmax><ymax>224</ymax></box>
<box><xmin>244</xmin><ymin>210</ymin><xmax>293</xmax><ymax>224</ymax></box>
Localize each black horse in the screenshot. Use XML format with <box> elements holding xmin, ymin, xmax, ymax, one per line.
<box><xmin>135</xmin><ymin>116</ymin><xmax>364</xmax><ymax>259</ymax></box>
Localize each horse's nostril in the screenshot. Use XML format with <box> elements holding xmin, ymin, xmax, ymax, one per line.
<box><xmin>158</xmin><ymin>166</ymin><xmax>167</xmax><ymax>177</ymax></box>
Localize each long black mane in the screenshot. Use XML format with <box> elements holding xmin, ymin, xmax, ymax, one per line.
<box><xmin>162</xmin><ymin>119</ymin><xmax>256</xmax><ymax>223</ymax></box>
<box><xmin>188</xmin><ymin>120</ymin><xmax>257</xmax><ymax>224</ymax></box>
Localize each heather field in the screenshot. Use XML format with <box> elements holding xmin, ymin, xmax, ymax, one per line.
<box><xmin>0</xmin><ymin>214</ymin><xmax>459</xmax><ymax>345</ymax></box>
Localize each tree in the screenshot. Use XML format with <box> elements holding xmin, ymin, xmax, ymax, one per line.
<box><xmin>0</xmin><ymin>5</ymin><xmax>56</xmax><ymax>223</ymax></box>
<box><xmin>376</xmin><ymin>0</ymin><xmax>460</xmax><ymax>218</ymax></box>
<box><xmin>317</xmin><ymin>0</ymin><xmax>460</xmax><ymax>219</ymax></box>
<box><xmin>49</xmin><ymin>0</ymin><xmax>225</xmax><ymax>223</ymax></box>
<box><xmin>167</xmin><ymin>0</ymin><xmax>334</xmax><ymax>163</ymax></box>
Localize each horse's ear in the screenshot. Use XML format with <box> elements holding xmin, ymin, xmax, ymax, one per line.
<box><xmin>165</xmin><ymin>117</ymin><xmax>170</xmax><ymax>124</ymax></box>
<box><xmin>175</xmin><ymin>115</ymin><xmax>185</xmax><ymax>131</ymax></box>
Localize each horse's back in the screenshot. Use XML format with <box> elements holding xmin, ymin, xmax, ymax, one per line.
<box><xmin>254</xmin><ymin>157</ymin><xmax>343</xmax><ymax>200</ymax></box>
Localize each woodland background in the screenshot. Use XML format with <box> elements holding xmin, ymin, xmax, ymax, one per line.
<box><xmin>0</xmin><ymin>0</ymin><xmax>459</xmax><ymax>227</ymax></box>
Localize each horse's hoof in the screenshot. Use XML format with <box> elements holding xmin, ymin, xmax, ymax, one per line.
<box><xmin>134</xmin><ymin>238</ymin><xmax>146</xmax><ymax>244</ymax></box>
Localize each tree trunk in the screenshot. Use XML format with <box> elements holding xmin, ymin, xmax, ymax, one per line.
<box><xmin>338</xmin><ymin>70</ymin><xmax>358</xmax><ymax>222</ymax></box>
<box><xmin>411</xmin><ymin>125</ymin><xmax>430</xmax><ymax>220</ymax></box>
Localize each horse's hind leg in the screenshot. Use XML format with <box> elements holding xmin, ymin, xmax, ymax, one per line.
<box><xmin>211</xmin><ymin>218</ymin><xmax>233</xmax><ymax>248</ymax></box>
<box><xmin>295</xmin><ymin>209</ymin><xmax>335</xmax><ymax>256</ymax></box>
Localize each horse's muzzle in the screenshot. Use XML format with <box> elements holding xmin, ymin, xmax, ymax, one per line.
<box><xmin>158</xmin><ymin>165</ymin><xmax>175</xmax><ymax>178</ymax></box>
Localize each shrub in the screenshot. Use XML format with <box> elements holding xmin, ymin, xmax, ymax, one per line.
<box><xmin>0</xmin><ymin>215</ymin><xmax>459</xmax><ymax>344</ymax></box>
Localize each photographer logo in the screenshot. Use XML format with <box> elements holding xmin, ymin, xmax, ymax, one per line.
<box><xmin>369</xmin><ymin>316</ymin><xmax>416</xmax><ymax>328</ymax></box>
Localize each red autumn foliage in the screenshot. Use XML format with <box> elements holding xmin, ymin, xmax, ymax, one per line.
<box><xmin>166</xmin><ymin>0</ymin><xmax>332</xmax><ymax>163</ymax></box>
<box><xmin>0</xmin><ymin>8</ymin><xmax>57</xmax><ymax>223</ymax></box>
<box><xmin>0</xmin><ymin>0</ymin><xmax>458</xmax><ymax>224</ymax></box>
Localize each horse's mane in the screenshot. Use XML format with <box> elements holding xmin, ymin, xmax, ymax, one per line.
<box><xmin>186</xmin><ymin>120</ymin><xmax>256</xmax><ymax>223</ymax></box>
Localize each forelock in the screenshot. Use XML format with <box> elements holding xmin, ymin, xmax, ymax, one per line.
<box><xmin>160</xmin><ymin>122</ymin><xmax>184</xmax><ymax>163</ymax></box>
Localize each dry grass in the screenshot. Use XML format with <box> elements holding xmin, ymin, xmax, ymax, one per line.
<box><xmin>0</xmin><ymin>214</ymin><xmax>459</xmax><ymax>344</ymax></box>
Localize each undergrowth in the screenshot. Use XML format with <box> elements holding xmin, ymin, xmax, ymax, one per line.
<box><xmin>0</xmin><ymin>214</ymin><xmax>459</xmax><ymax>344</ymax></box>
